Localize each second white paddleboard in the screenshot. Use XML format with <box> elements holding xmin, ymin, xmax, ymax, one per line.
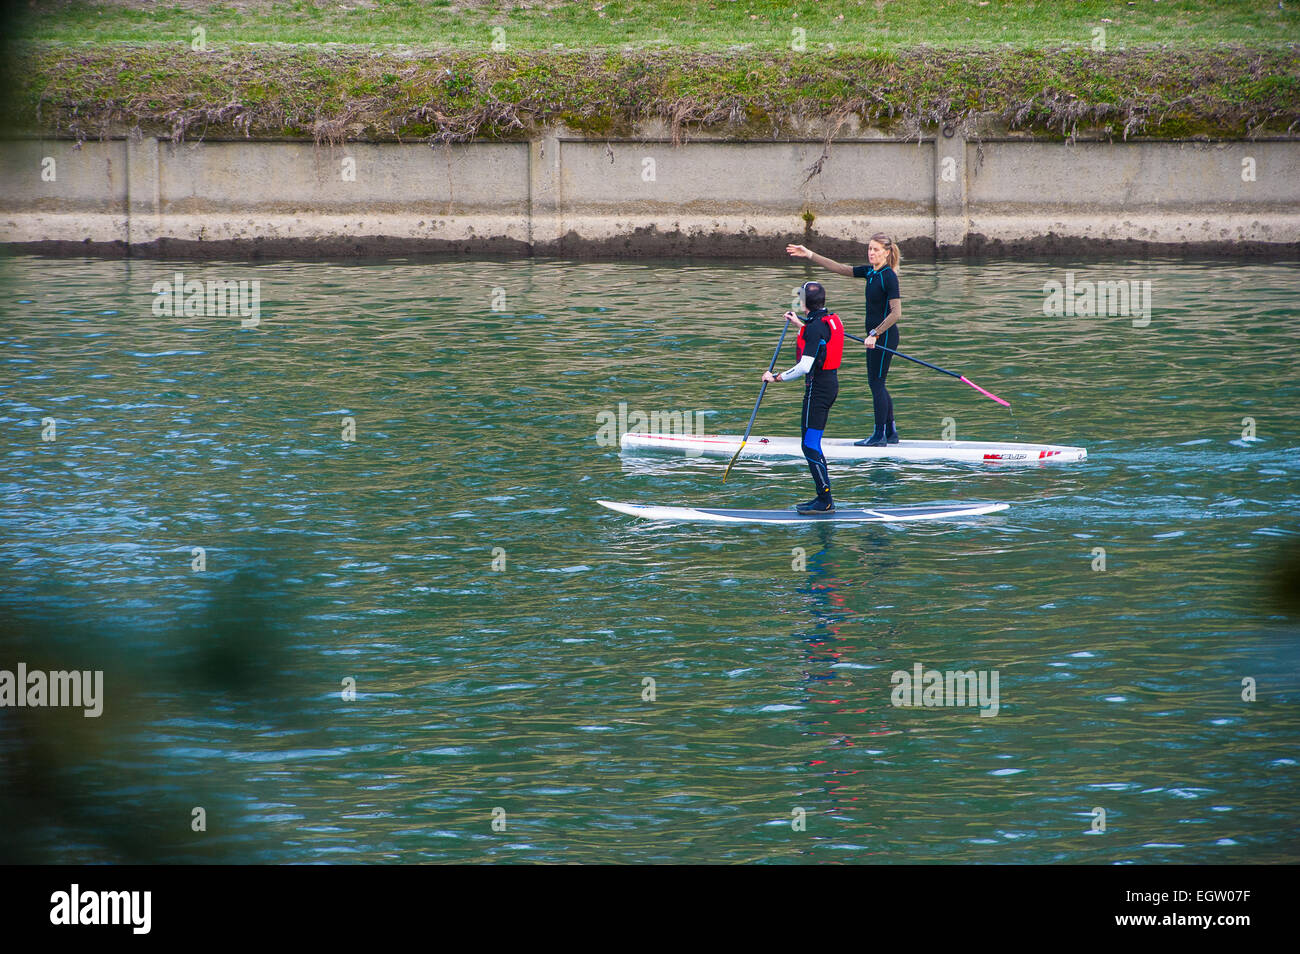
<box><xmin>620</xmin><ymin>431</ymin><xmax>1086</xmax><ymax>464</ymax></box>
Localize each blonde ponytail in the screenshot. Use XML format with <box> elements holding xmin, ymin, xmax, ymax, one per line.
<box><xmin>870</xmin><ymin>232</ymin><xmax>901</xmax><ymax>271</ymax></box>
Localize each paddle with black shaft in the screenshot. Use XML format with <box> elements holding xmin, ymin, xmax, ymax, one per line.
<box><xmin>845</xmin><ymin>331</ymin><xmax>1011</xmax><ymax>408</ymax></box>
<box><xmin>722</xmin><ymin>318</ymin><xmax>792</xmax><ymax>483</ymax></box>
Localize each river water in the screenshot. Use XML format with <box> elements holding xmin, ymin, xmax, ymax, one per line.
<box><xmin>1</xmin><ymin>254</ymin><xmax>1297</xmax><ymax>863</ymax></box>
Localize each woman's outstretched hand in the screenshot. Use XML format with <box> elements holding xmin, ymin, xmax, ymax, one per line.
<box><xmin>786</xmin><ymin>244</ymin><xmax>812</xmax><ymax>258</ymax></box>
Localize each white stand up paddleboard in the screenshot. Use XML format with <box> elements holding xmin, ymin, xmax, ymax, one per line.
<box><xmin>619</xmin><ymin>431</ymin><xmax>1086</xmax><ymax>464</ymax></box>
<box><xmin>597</xmin><ymin>499</ymin><xmax>1010</xmax><ymax>525</ymax></box>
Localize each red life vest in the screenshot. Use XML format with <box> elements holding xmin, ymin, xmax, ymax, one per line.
<box><xmin>796</xmin><ymin>312</ymin><xmax>844</xmax><ymax>371</ymax></box>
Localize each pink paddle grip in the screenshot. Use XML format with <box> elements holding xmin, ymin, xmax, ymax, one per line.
<box><xmin>960</xmin><ymin>376</ymin><xmax>1011</xmax><ymax>408</ymax></box>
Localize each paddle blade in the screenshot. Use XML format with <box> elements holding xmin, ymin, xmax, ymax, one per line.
<box><xmin>960</xmin><ymin>376</ymin><xmax>1011</xmax><ymax>408</ymax></box>
<box><xmin>721</xmin><ymin>440</ymin><xmax>747</xmax><ymax>483</ymax></box>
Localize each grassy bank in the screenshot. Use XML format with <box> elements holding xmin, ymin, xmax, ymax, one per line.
<box><xmin>7</xmin><ymin>43</ymin><xmax>1297</xmax><ymax>144</ymax></box>
<box><xmin>3</xmin><ymin>1</ymin><xmax>1297</xmax><ymax>143</ymax></box>
<box><xmin>9</xmin><ymin>0</ymin><xmax>1300</xmax><ymax>52</ymax></box>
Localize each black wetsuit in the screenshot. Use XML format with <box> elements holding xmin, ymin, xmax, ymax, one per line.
<box><xmin>853</xmin><ymin>264</ymin><xmax>901</xmax><ymax>435</ymax></box>
<box><xmin>796</xmin><ymin>309</ymin><xmax>841</xmax><ymax>501</ymax></box>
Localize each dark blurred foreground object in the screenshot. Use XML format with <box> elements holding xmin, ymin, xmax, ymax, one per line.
<box><xmin>0</xmin><ymin>563</ymin><xmax>326</xmax><ymax>863</ymax></box>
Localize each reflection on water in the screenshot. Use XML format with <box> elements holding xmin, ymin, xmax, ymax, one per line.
<box><xmin>0</xmin><ymin>255</ymin><xmax>1297</xmax><ymax>863</ymax></box>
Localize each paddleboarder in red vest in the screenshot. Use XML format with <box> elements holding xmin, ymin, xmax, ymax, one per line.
<box><xmin>762</xmin><ymin>281</ymin><xmax>844</xmax><ymax>513</ymax></box>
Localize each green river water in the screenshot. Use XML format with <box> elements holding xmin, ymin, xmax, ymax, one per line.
<box><xmin>1</xmin><ymin>255</ymin><xmax>1297</xmax><ymax>864</ymax></box>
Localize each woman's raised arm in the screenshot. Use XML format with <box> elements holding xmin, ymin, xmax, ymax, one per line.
<box><xmin>785</xmin><ymin>244</ymin><xmax>855</xmax><ymax>277</ymax></box>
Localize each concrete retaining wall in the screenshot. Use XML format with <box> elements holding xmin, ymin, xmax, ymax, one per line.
<box><xmin>2</xmin><ymin>130</ymin><xmax>1297</xmax><ymax>258</ymax></box>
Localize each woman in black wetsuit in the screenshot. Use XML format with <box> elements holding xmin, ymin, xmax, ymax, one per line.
<box><xmin>786</xmin><ymin>234</ymin><xmax>903</xmax><ymax>446</ymax></box>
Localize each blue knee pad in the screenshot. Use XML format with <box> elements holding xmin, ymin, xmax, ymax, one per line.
<box><xmin>801</xmin><ymin>427</ymin><xmax>824</xmax><ymax>461</ymax></box>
